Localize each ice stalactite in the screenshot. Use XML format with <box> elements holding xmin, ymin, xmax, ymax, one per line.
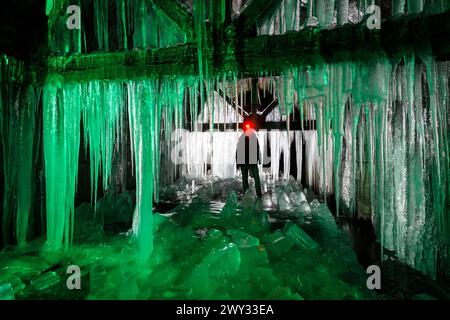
<box><xmin>393</xmin><ymin>0</ymin><xmax>406</xmax><ymax>15</ymax></box>
<box><xmin>43</xmin><ymin>78</ymin><xmax>81</xmax><ymax>250</ymax></box>
<box><xmin>43</xmin><ymin>79</ymin><xmax>128</xmax><ymax>250</ymax></box>
<box><xmin>42</xmin><ymin>76</ymin><xmax>189</xmax><ymax>258</ymax></box>
<box><xmin>294</xmin><ymin>131</ymin><xmax>303</xmax><ymax>181</ymax></box>
<box><xmin>315</xmin><ymin>0</ymin><xmax>335</xmax><ymax>27</ymax></box>
<box><xmin>337</xmin><ymin>0</ymin><xmax>349</xmax><ymax>26</ymax></box>
<box><xmin>81</xmin><ymin>81</ymin><xmax>125</xmax><ymax>208</ymax></box>
<box><xmin>127</xmin><ymin>80</ymin><xmax>156</xmax><ymax>261</ymax></box>
<box><xmin>47</xmin><ymin>0</ymin><xmax>187</xmax><ymax>55</ymax></box>
<box><xmin>271</xmin><ymin>54</ymin><xmax>448</xmax><ymax>279</ymax></box>
<box><xmin>258</xmin><ymin>0</ymin><xmax>305</xmax><ymax>35</ymax></box>
<box><xmin>16</xmin><ymin>85</ymin><xmax>39</xmax><ymax>246</ymax></box>
<box><xmin>257</xmin><ymin>0</ymin><xmax>450</xmax><ymax>36</ymax></box>
<box><xmin>257</xmin><ymin>130</ymin><xmax>268</xmax><ymax>175</ymax></box>
<box><xmin>211</xmin><ymin>131</ymin><xmax>240</xmax><ymax>178</ymax></box>
<box><xmin>160</xmin><ymin>79</ymin><xmax>186</xmax><ymax>184</ymax></box>
<box><xmin>269</xmin><ymin>130</ymin><xmax>292</xmax><ymax>180</ymax></box>
<box><xmin>128</xmin><ymin>77</ymin><xmax>187</xmax><ymax>259</ymax></box>
<box><xmin>182</xmin><ymin>131</ymin><xmax>211</xmax><ymax>178</ymax></box>
<box><xmin>94</xmin><ymin>0</ymin><xmax>109</xmax><ymax>51</ymax></box>
<box><xmin>408</xmin><ymin>0</ymin><xmax>424</xmax><ymax>13</ymax></box>
<box><xmin>193</xmin><ymin>0</ymin><xmax>211</xmax><ymax>122</ymax></box>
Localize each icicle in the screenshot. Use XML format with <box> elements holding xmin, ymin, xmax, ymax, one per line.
<box><xmin>408</xmin><ymin>0</ymin><xmax>424</xmax><ymax>13</ymax></box>
<box><xmin>315</xmin><ymin>0</ymin><xmax>335</xmax><ymax>28</ymax></box>
<box><xmin>116</xmin><ymin>0</ymin><xmax>128</xmax><ymax>49</ymax></box>
<box><xmin>16</xmin><ymin>85</ymin><xmax>38</xmax><ymax>245</ymax></box>
<box><xmin>128</xmin><ymin>79</ymin><xmax>156</xmax><ymax>261</ymax></box>
<box><xmin>81</xmin><ymin>81</ymin><xmax>124</xmax><ymax>208</ymax></box>
<box><xmin>337</xmin><ymin>0</ymin><xmax>349</xmax><ymax>26</ymax></box>
<box><xmin>392</xmin><ymin>0</ymin><xmax>406</xmax><ymax>15</ymax></box>
<box><xmin>43</xmin><ymin>78</ymin><xmax>81</xmax><ymax>250</ymax></box>
<box><xmin>295</xmin><ymin>131</ymin><xmax>303</xmax><ymax>181</ymax></box>
<box><xmin>94</xmin><ymin>0</ymin><xmax>109</xmax><ymax>51</ymax></box>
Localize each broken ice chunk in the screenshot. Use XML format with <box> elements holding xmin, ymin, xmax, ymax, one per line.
<box><xmin>9</xmin><ymin>275</ymin><xmax>25</xmax><ymax>294</ymax></box>
<box><xmin>239</xmin><ymin>245</ymin><xmax>269</xmax><ymax>269</ymax></box>
<box><xmin>271</xmin><ymin>192</ymin><xmax>279</xmax><ymax>207</ymax></box>
<box><xmin>226</xmin><ymin>229</ymin><xmax>260</xmax><ymax>248</ymax></box>
<box><xmin>263</xmin><ymin>230</ymin><xmax>296</xmax><ymax>258</ymax></box>
<box><xmin>202</xmin><ymin>243</ymin><xmax>241</xmax><ymax>278</ymax></box>
<box><xmin>299</xmin><ymin>202</ymin><xmax>311</xmax><ymax>214</ymax></box>
<box><xmin>241</xmin><ymin>189</ymin><xmax>257</xmax><ymax>209</ymax></box>
<box><xmin>185</xmin><ymin>243</ymin><xmax>241</xmax><ymax>298</ymax></box>
<box><xmin>226</xmin><ymin>191</ymin><xmax>238</xmax><ymax>206</ymax></box>
<box><xmin>278</xmin><ymin>192</ymin><xmax>293</xmax><ymax>212</ymax></box>
<box><xmin>296</xmin><ymin>191</ymin><xmax>307</xmax><ymax>205</ymax></box>
<box><xmin>311</xmin><ymin>199</ymin><xmax>321</xmax><ymax>209</ymax></box>
<box><xmin>207</xmin><ymin>229</ymin><xmax>223</xmax><ymax>238</ymax></box>
<box><xmin>0</xmin><ymin>283</ymin><xmax>14</xmax><ymax>300</ymax></box>
<box><xmin>30</xmin><ymin>271</ymin><xmax>60</xmax><ymax>291</ymax></box>
<box><xmin>283</xmin><ymin>221</ymin><xmax>318</xmax><ymax>250</ymax></box>
<box><xmin>262</xmin><ymin>192</ymin><xmax>273</xmax><ymax>209</ymax></box>
<box><xmin>221</xmin><ymin>191</ymin><xmax>238</xmax><ymax>220</ymax></box>
<box><xmin>289</xmin><ymin>192</ymin><xmax>297</xmax><ymax>204</ymax></box>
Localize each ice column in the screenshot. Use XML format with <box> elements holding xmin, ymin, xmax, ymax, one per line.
<box><xmin>43</xmin><ymin>79</ymin><xmax>81</xmax><ymax>250</ymax></box>
<box><xmin>127</xmin><ymin>80</ymin><xmax>156</xmax><ymax>261</ymax></box>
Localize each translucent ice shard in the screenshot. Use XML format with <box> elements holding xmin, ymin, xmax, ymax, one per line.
<box><xmin>0</xmin><ymin>283</ymin><xmax>14</xmax><ymax>300</ymax></box>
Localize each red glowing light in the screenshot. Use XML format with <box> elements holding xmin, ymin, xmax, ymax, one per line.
<box><xmin>244</xmin><ymin>121</ymin><xmax>253</xmax><ymax>130</ymax></box>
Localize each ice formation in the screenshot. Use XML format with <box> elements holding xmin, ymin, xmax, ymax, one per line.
<box><xmin>38</xmin><ymin>55</ymin><xmax>450</xmax><ymax>277</ymax></box>
<box><xmin>42</xmin><ymin>76</ymin><xmax>190</xmax><ymax>258</ymax></box>
<box><xmin>257</xmin><ymin>0</ymin><xmax>450</xmax><ymax>35</ymax></box>
<box><xmin>47</xmin><ymin>0</ymin><xmax>187</xmax><ymax>54</ymax></box>
<box><xmin>0</xmin><ymin>55</ymin><xmax>39</xmax><ymax>247</ymax></box>
<box><xmin>0</xmin><ymin>1</ymin><xmax>447</xmax><ymax>284</ymax></box>
<box><xmin>41</xmin><ymin>54</ymin><xmax>450</xmax><ymax>277</ymax></box>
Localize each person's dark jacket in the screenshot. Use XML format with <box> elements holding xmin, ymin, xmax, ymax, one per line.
<box><xmin>236</xmin><ymin>130</ymin><xmax>261</xmax><ymax>168</ymax></box>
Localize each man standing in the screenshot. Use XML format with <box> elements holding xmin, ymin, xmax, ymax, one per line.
<box><xmin>236</xmin><ymin>122</ymin><xmax>262</xmax><ymax>198</ymax></box>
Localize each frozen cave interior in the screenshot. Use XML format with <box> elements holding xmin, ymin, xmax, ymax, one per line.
<box><xmin>0</xmin><ymin>0</ymin><xmax>449</xmax><ymax>300</ymax></box>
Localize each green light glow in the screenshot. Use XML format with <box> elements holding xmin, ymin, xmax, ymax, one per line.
<box><xmin>0</xmin><ymin>0</ymin><xmax>449</xmax><ymax>300</ymax></box>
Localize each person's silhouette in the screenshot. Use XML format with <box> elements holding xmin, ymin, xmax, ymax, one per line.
<box><xmin>236</xmin><ymin>124</ymin><xmax>262</xmax><ymax>198</ymax></box>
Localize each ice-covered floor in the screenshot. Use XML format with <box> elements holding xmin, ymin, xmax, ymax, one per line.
<box><xmin>0</xmin><ymin>178</ymin><xmax>447</xmax><ymax>300</ymax></box>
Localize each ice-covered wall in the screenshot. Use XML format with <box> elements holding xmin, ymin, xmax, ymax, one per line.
<box><xmin>0</xmin><ymin>55</ymin><xmax>40</xmax><ymax>248</ymax></box>
<box><xmin>47</xmin><ymin>0</ymin><xmax>187</xmax><ymax>55</ymax></box>
<box><xmin>257</xmin><ymin>0</ymin><xmax>450</xmax><ymax>34</ymax></box>
<box><xmin>270</xmin><ymin>56</ymin><xmax>449</xmax><ymax>280</ymax></box>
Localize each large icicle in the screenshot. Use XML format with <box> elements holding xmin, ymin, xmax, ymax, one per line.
<box><xmin>127</xmin><ymin>80</ymin><xmax>156</xmax><ymax>261</ymax></box>
<box><xmin>43</xmin><ymin>78</ymin><xmax>81</xmax><ymax>250</ymax></box>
